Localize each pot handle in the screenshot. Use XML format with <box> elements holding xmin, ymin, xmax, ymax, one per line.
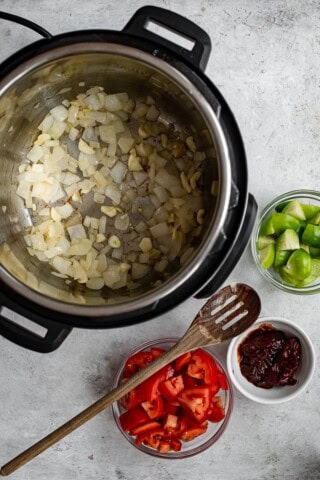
<box><xmin>123</xmin><ymin>6</ymin><xmax>211</xmax><ymax>71</ymax></box>
<box><xmin>194</xmin><ymin>194</ymin><xmax>258</xmax><ymax>299</ymax></box>
<box><xmin>0</xmin><ymin>11</ymin><xmax>52</xmax><ymax>38</ymax></box>
<box><xmin>0</xmin><ymin>290</ymin><xmax>71</xmax><ymax>353</ymax></box>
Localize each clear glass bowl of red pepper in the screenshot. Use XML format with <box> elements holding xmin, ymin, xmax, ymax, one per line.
<box><xmin>112</xmin><ymin>338</ymin><xmax>233</xmax><ymax>458</ymax></box>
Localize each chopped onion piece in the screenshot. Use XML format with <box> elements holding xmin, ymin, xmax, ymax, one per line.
<box><xmin>79</xmin><ymin>138</ymin><xmax>95</xmax><ymax>154</ymax></box>
<box><xmin>105</xmin><ymin>184</ymin><xmax>121</xmax><ymax>204</ymax></box>
<box><xmin>67</xmin><ymin>224</ymin><xmax>87</xmax><ymax>241</ymax></box>
<box><xmin>55</xmin><ymin>204</ymin><xmax>74</xmax><ymax>219</ymax></box>
<box><xmin>133</xmin><ymin>171</ymin><xmax>148</xmax><ymax>186</ymax></box>
<box><xmin>128</xmin><ymin>153</ymin><xmax>142</xmax><ymax>171</ymax></box>
<box><xmin>68</xmin><ymin>239</ymin><xmax>92</xmax><ymax>256</ymax></box>
<box><xmin>139</xmin><ymin>237</ymin><xmax>152</xmax><ymax>253</ymax></box>
<box><xmin>99</xmin><ymin>125</ymin><xmax>116</xmax><ymax>143</ymax></box>
<box><xmin>132</xmin><ymin>263</ymin><xmax>150</xmax><ymax>280</ymax></box>
<box><xmin>27</xmin><ymin>145</ymin><xmax>43</xmax><ymax>163</ymax></box>
<box><xmin>38</xmin><ymin>114</ymin><xmax>54</xmax><ymax>132</ymax></box>
<box><xmin>48</xmin><ymin>120</ymin><xmax>66</xmax><ymax>139</ymax></box>
<box><xmin>86</xmin><ymin>278</ymin><xmax>104</xmax><ymax>290</ymax></box>
<box><xmin>105</xmin><ymin>94</ymin><xmax>123</xmax><ymax>112</ymax></box>
<box><xmin>103</xmin><ymin>265</ymin><xmax>121</xmax><ymax>288</ymax></box>
<box><xmin>51</xmin><ymin>256</ymin><xmax>72</xmax><ymax>275</ymax></box>
<box><xmin>114</xmin><ymin>214</ymin><xmax>129</xmax><ymax>231</ymax></box>
<box><xmin>50</xmin><ymin>105</ymin><xmax>68</xmax><ymax>121</ymax></box>
<box><xmin>93</xmin><ymin>192</ymin><xmax>105</xmax><ymax>204</ymax></box>
<box><xmin>146</xmin><ymin>105</ymin><xmax>160</xmax><ymax>121</ymax></box>
<box><xmin>149</xmin><ymin>222</ymin><xmax>170</xmax><ymax>238</ymax></box>
<box><xmin>118</xmin><ymin>137</ymin><xmax>134</xmax><ymax>154</ymax></box>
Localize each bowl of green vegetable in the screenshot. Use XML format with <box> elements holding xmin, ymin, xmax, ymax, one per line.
<box><xmin>252</xmin><ymin>190</ymin><xmax>320</xmax><ymax>294</ymax></box>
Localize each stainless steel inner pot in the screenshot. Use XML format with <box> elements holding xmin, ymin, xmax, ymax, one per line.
<box><xmin>0</xmin><ymin>44</ymin><xmax>231</xmax><ymax>316</ymax></box>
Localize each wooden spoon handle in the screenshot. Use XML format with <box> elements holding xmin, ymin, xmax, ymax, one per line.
<box><xmin>0</xmin><ymin>340</ymin><xmax>191</xmax><ymax>477</ymax></box>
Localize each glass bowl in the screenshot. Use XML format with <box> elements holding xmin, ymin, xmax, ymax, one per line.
<box><xmin>251</xmin><ymin>190</ymin><xmax>320</xmax><ymax>294</ymax></box>
<box><xmin>112</xmin><ymin>338</ymin><xmax>233</xmax><ymax>459</ymax></box>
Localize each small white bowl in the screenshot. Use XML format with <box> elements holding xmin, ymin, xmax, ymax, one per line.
<box><xmin>227</xmin><ymin>317</ymin><xmax>315</xmax><ymax>404</ymax></box>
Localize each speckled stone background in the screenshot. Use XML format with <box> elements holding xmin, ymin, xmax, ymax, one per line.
<box><xmin>0</xmin><ymin>1</ymin><xmax>320</xmax><ymax>479</ymax></box>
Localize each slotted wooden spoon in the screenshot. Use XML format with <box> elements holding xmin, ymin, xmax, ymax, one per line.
<box><xmin>1</xmin><ymin>283</ymin><xmax>261</xmax><ymax>476</ymax></box>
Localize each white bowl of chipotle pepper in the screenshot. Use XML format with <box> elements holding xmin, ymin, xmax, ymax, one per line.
<box><xmin>226</xmin><ymin>317</ymin><xmax>315</xmax><ymax>404</ymax></box>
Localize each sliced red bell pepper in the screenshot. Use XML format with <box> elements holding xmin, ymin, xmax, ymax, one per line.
<box><xmin>209</xmin><ymin>383</ymin><xmax>220</xmax><ymax>396</ymax></box>
<box><xmin>218</xmin><ymin>373</ymin><xmax>228</xmax><ymax>390</ymax></box>
<box><xmin>175</xmin><ymin>352</ymin><xmax>192</xmax><ymax>371</ymax></box>
<box><xmin>163</xmin><ymin>399</ymin><xmax>181</xmax><ymax>415</ymax></box>
<box><xmin>163</xmin><ymin>414</ymin><xmax>178</xmax><ymax>432</ymax></box>
<box><xmin>163</xmin><ymin>416</ymin><xmax>187</xmax><ymax>439</ymax></box>
<box><xmin>180</xmin><ymin>424</ymin><xmax>208</xmax><ymax>441</ymax></box>
<box><xmin>119</xmin><ymin>405</ymin><xmax>149</xmax><ymax>432</ymax></box>
<box><xmin>177</xmin><ymin>387</ymin><xmax>212</xmax><ymax>424</ymax></box>
<box><xmin>125</xmin><ymin>351</ymin><xmax>154</xmax><ymax>374</ymax></box>
<box><xmin>207</xmin><ymin>397</ymin><xmax>225</xmax><ymax>423</ymax></box>
<box><xmin>136</xmin><ymin>365</ymin><xmax>174</xmax><ymax>402</ymax></box>
<box><xmin>186</xmin><ymin>349</ymin><xmax>218</xmax><ymax>386</ymax></box>
<box><xmin>129</xmin><ymin>420</ymin><xmax>161</xmax><ymax>436</ymax></box>
<box><xmin>151</xmin><ymin>347</ymin><xmax>166</xmax><ymax>358</ymax></box>
<box><xmin>182</xmin><ymin>373</ymin><xmax>199</xmax><ymax>389</ymax></box>
<box><xmin>119</xmin><ymin>386</ymin><xmax>141</xmax><ymax>410</ymax></box>
<box><xmin>158</xmin><ymin>441</ymin><xmax>171</xmax><ymax>453</ymax></box>
<box><xmin>141</xmin><ymin>395</ymin><xmax>164</xmax><ymax>420</ymax></box>
<box><xmin>135</xmin><ymin>428</ymin><xmax>165</xmax><ymax>449</ymax></box>
<box><xmin>159</xmin><ymin>375</ymin><xmax>184</xmax><ymax>400</ymax></box>
<box><xmin>170</xmin><ymin>439</ymin><xmax>182</xmax><ymax>451</ymax></box>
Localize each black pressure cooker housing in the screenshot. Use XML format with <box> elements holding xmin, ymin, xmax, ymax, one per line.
<box><xmin>0</xmin><ymin>7</ymin><xmax>257</xmax><ymax>352</ymax></box>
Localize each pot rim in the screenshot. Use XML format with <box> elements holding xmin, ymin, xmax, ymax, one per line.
<box><xmin>0</xmin><ymin>42</ymin><xmax>231</xmax><ymax>316</ymax></box>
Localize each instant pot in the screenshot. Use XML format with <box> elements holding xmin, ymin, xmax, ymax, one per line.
<box><xmin>0</xmin><ymin>6</ymin><xmax>257</xmax><ymax>352</ymax></box>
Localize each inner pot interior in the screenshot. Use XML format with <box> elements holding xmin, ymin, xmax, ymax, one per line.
<box><xmin>0</xmin><ymin>48</ymin><xmax>222</xmax><ymax>307</ymax></box>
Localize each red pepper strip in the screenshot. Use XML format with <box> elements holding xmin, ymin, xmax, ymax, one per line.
<box><xmin>119</xmin><ymin>386</ymin><xmax>141</xmax><ymax>410</ymax></box>
<box><xmin>129</xmin><ymin>420</ymin><xmax>161</xmax><ymax>436</ymax></box>
<box><xmin>159</xmin><ymin>375</ymin><xmax>184</xmax><ymax>400</ymax></box>
<box><xmin>182</xmin><ymin>373</ymin><xmax>199</xmax><ymax>389</ymax></box>
<box><xmin>170</xmin><ymin>439</ymin><xmax>182</xmax><ymax>451</ymax></box>
<box><xmin>163</xmin><ymin>416</ymin><xmax>187</xmax><ymax>440</ymax></box>
<box><xmin>119</xmin><ymin>405</ymin><xmax>149</xmax><ymax>432</ymax></box>
<box><xmin>136</xmin><ymin>365</ymin><xmax>174</xmax><ymax>402</ymax></box>
<box><xmin>175</xmin><ymin>352</ymin><xmax>192</xmax><ymax>371</ymax></box>
<box><xmin>135</xmin><ymin>428</ymin><xmax>165</xmax><ymax>448</ymax></box>
<box><xmin>163</xmin><ymin>414</ymin><xmax>178</xmax><ymax>432</ymax></box>
<box><xmin>218</xmin><ymin>373</ymin><xmax>228</xmax><ymax>390</ymax></box>
<box><xmin>141</xmin><ymin>395</ymin><xmax>164</xmax><ymax>420</ymax></box>
<box><xmin>187</xmin><ymin>349</ymin><xmax>218</xmax><ymax>386</ymax></box>
<box><xmin>158</xmin><ymin>441</ymin><xmax>171</xmax><ymax>453</ymax></box>
<box><xmin>207</xmin><ymin>397</ymin><xmax>225</xmax><ymax>423</ymax></box>
<box><xmin>209</xmin><ymin>383</ymin><xmax>220</xmax><ymax>396</ymax></box>
<box><xmin>180</xmin><ymin>424</ymin><xmax>208</xmax><ymax>441</ymax></box>
<box><xmin>163</xmin><ymin>399</ymin><xmax>180</xmax><ymax>415</ymax></box>
<box><xmin>125</xmin><ymin>351</ymin><xmax>154</xmax><ymax>374</ymax></box>
<box><xmin>177</xmin><ymin>387</ymin><xmax>212</xmax><ymax>424</ymax></box>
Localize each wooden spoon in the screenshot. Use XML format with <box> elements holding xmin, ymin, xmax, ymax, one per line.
<box><xmin>0</xmin><ymin>283</ymin><xmax>260</xmax><ymax>476</ymax></box>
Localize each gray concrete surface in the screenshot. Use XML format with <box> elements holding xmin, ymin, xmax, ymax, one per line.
<box><xmin>0</xmin><ymin>1</ymin><xmax>320</xmax><ymax>479</ymax></box>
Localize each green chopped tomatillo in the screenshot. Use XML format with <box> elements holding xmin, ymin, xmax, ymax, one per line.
<box><xmin>259</xmin><ymin>244</ymin><xmax>275</xmax><ymax>269</ymax></box>
<box><xmin>257</xmin><ymin>197</ymin><xmax>320</xmax><ymax>288</ymax></box>
<box><xmin>283</xmin><ymin>249</ymin><xmax>311</xmax><ymax>281</ymax></box>
<box><xmin>302</xmin><ymin>224</ymin><xmax>320</xmax><ymax>247</ymax></box>
<box><xmin>270</xmin><ymin>213</ymin><xmax>300</xmax><ymax>235</ymax></box>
